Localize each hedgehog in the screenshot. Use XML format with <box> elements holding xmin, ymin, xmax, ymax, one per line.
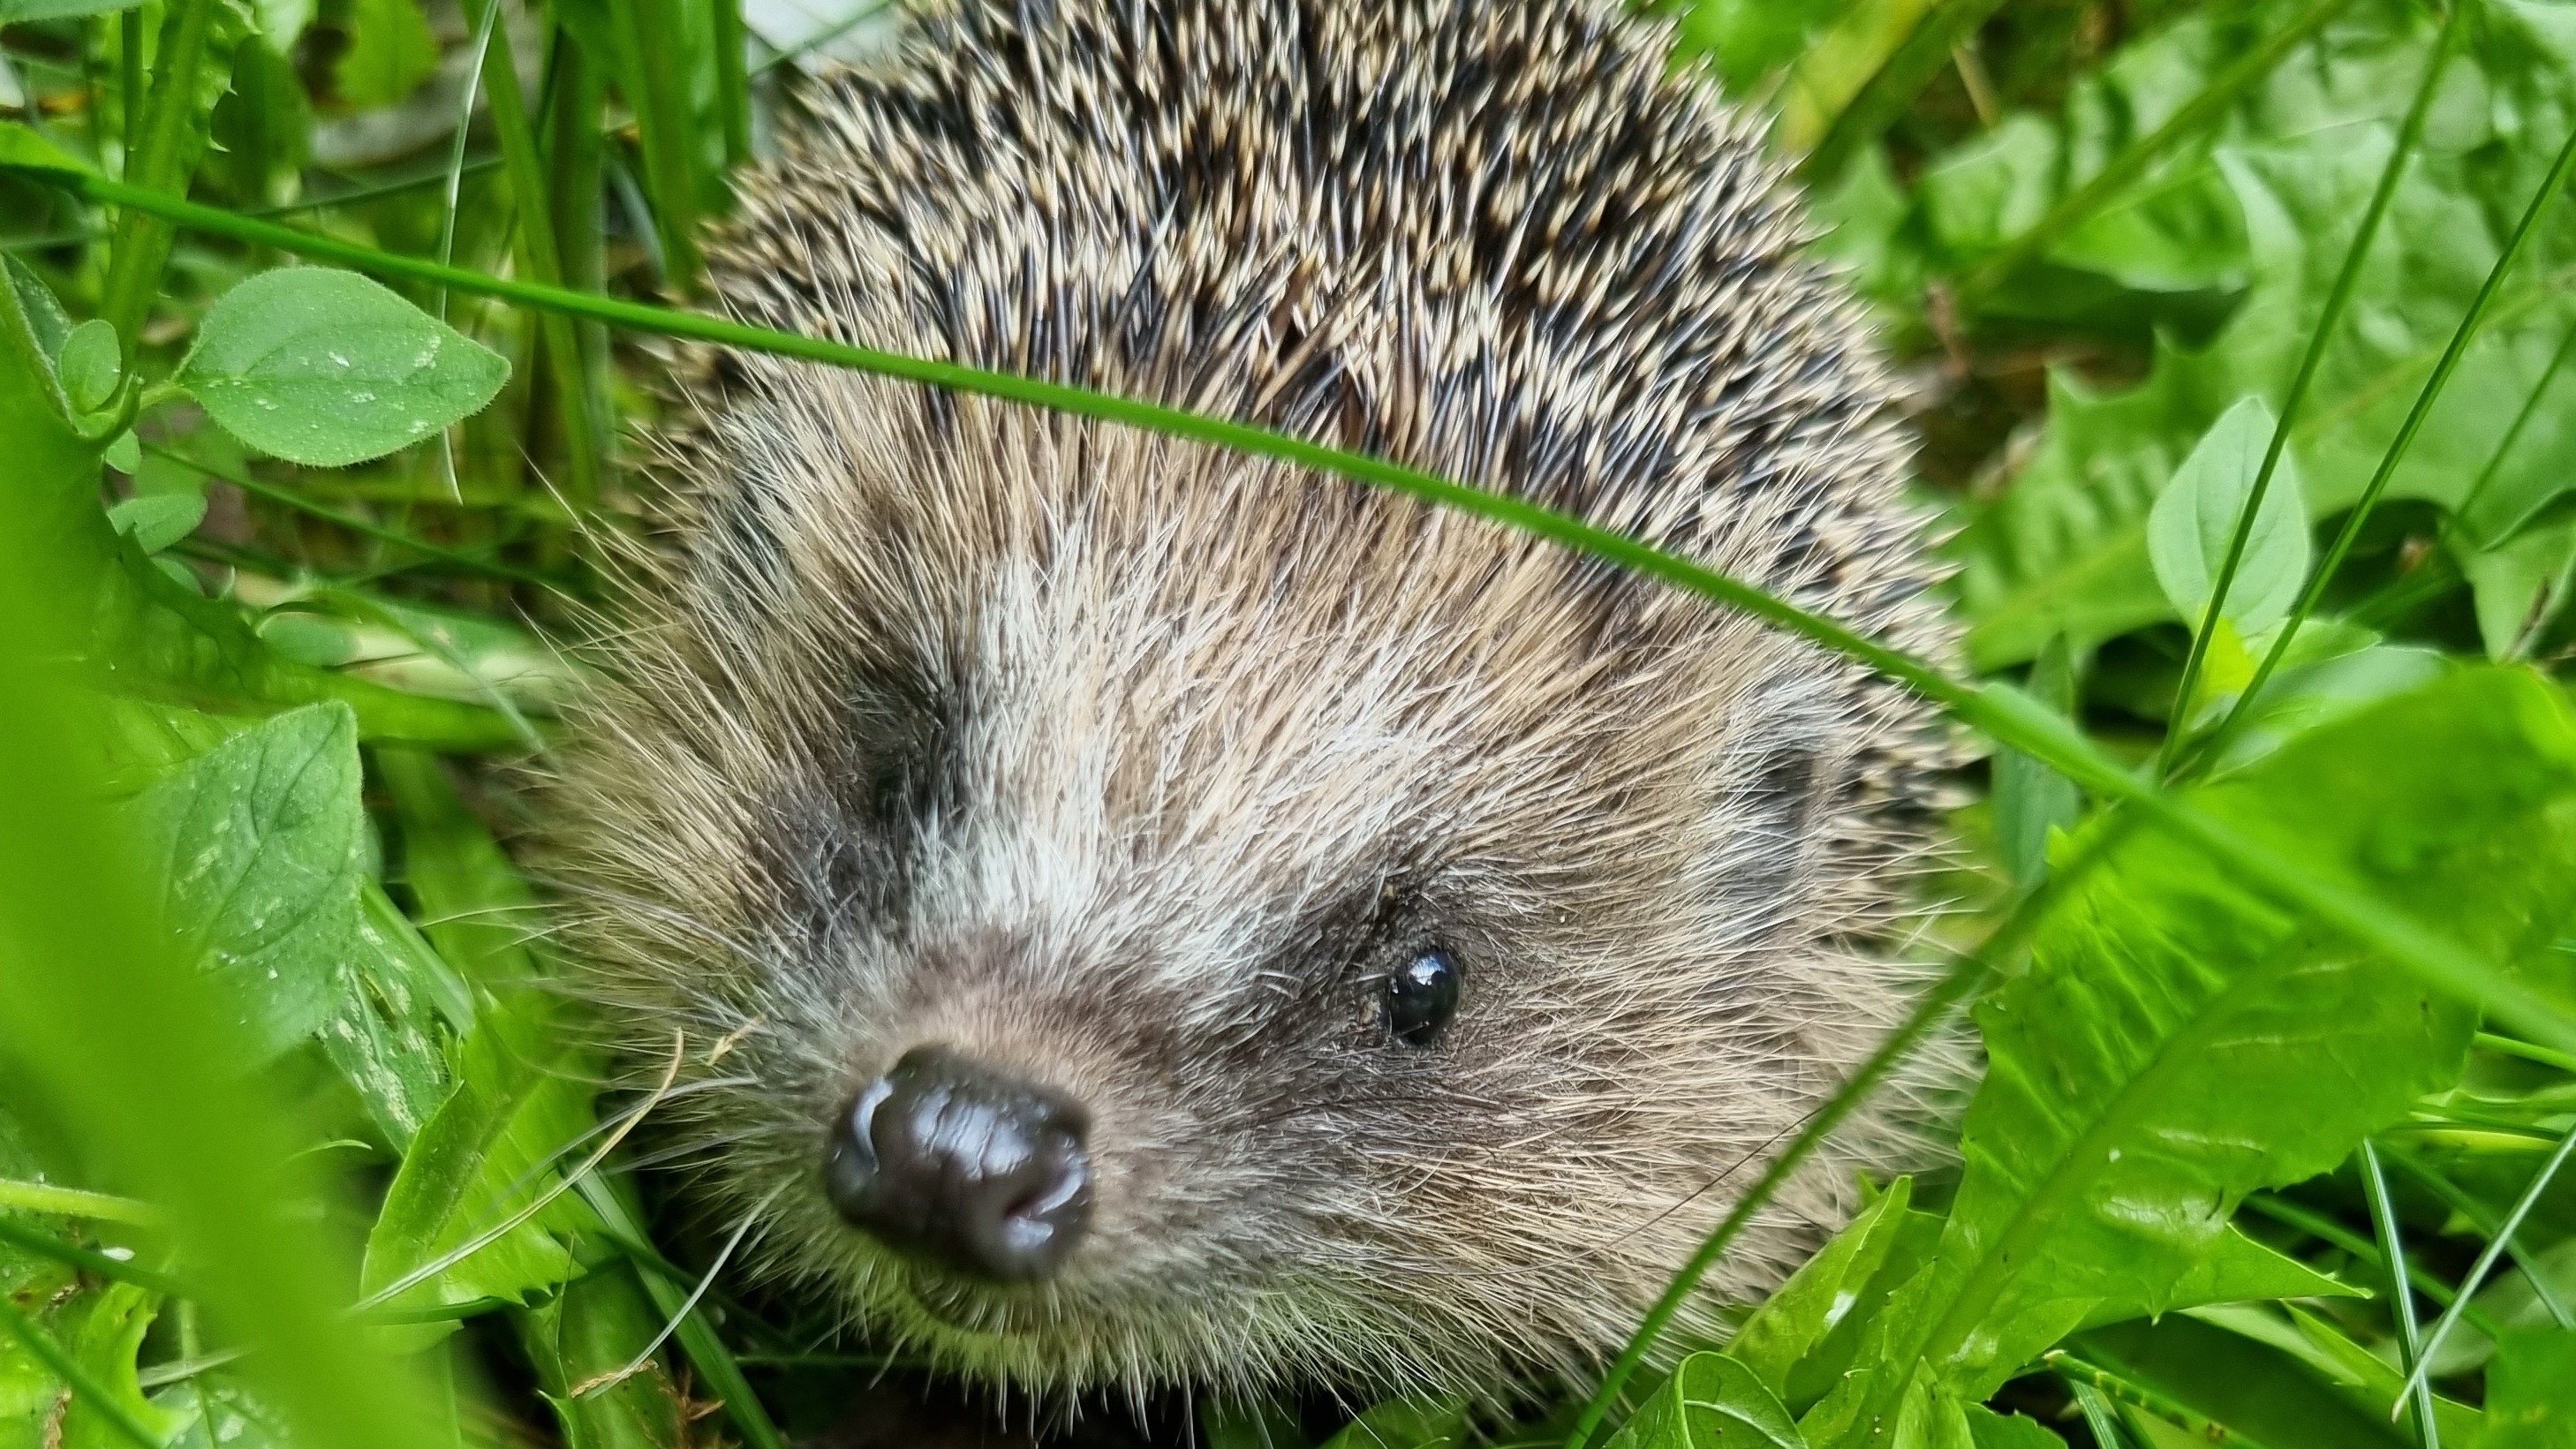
<box><xmin>547</xmin><ymin>0</ymin><xmax>1958</xmax><ymax>1414</ymax></box>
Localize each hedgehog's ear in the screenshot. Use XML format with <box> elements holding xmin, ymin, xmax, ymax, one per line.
<box><xmin>1700</xmin><ymin>669</ymin><xmax>1850</xmax><ymax>911</ymax></box>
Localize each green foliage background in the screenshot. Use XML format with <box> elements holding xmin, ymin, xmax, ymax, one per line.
<box><xmin>4</xmin><ymin>0</ymin><xmax>2576</xmax><ymax>1446</ymax></box>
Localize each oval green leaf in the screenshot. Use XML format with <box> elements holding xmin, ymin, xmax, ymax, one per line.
<box><xmin>2148</xmin><ymin>396</ymin><xmax>2310</xmax><ymax>636</ymax></box>
<box><xmin>175</xmin><ymin>268</ymin><xmax>508</xmax><ymax>467</ymax></box>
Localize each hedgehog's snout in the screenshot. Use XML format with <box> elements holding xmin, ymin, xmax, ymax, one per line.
<box><xmin>822</xmin><ymin>1045</ymin><xmax>1095</xmax><ymax>1281</ymax></box>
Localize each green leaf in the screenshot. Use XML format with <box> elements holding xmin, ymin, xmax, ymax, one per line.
<box><xmin>2147</xmin><ymin>396</ymin><xmax>2309</xmax><ymax>634</ymax></box>
<box><xmin>4</xmin><ymin>259</ymin><xmax>72</xmax><ymax>366</ymax></box>
<box><xmin>1992</xmin><ymin>640</ymin><xmax>2083</xmax><ymax>888</ymax></box>
<box><xmin>0</xmin><ymin>122</ymin><xmax>102</xmax><ymax>179</ymax></box>
<box><xmin>175</xmin><ymin>268</ymin><xmax>509</xmax><ymax>468</ymax></box>
<box><xmin>1729</xmin><ymin>1178</ymin><xmax>1922</xmax><ymax>1397</ymax></box>
<box><xmin>54</xmin><ymin>321</ymin><xmax>119</xmax><ymax>416</ymax></box>
<box><xmin>125</xmin><ymin>703</ymin><xmax>365</xmax><ymax>1063</ymax></box>
<box><xmin>1607</xmin><ymin>1355</ymin><xmax>1805</xmax><ymax>1449</ymax></box>
<box><xmin>155</xmin><ymin>1376</ymin><xmax>291</xmax><ymax>1449</ymax></box>
<box><xmin>332</xmin><ymin>0</ymin><xmax>437</xmax><ymax>109</ymax></box>
<box><xmin>105</xmin><ymin>494</ymin><xmax>206</xmax><ymax>555</ymax></box>
<box><xmin>1807</xmin><ymin>670</ymin><xmax>2576</xmax><ymax>1446</ymax></box>
<box><xmin>315</xmin><ymin>886</ymin><xmax>458</xmax><ymax>1151</ymax></box>
<box><xmin>1314</xmin><ymin>1397</ymin><xmax>1468</xmax><ymax>1449</ymax></box>
<box><xmin>1961</xmin><ymin>1407</ymin><xmax>2063</xmax><ymax>1449</ymax></box>
<box><xmin>359</xmin><ymin>992</ymin><xmax>596</xmax><ymax>1342</ymax></box>
<box><xmin>2074</xmin><ymin>1226</ymin><xmax>2362</xmax><ymax>1329</ymax></box>
<box><xmin>2480</xmin><ymin>1329</ymin><xmax>2576</xmax><ymax>1448</ymax></box>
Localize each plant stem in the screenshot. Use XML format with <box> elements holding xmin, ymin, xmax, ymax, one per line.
<box><xmin>2157</xmin><ymin>0</ymin><xmax>2466</xmax><ymax>779</ymax></box>
<box><xmin>710</xmin><ymin>0</ymin><xmax>752</xmax><ymax>171</ymax></box>
<box><xmin>2360</xmin><ymin>1141</ymin><xmax>2443</xmax><ymax>1448</ymax></box>
<box><xmin>2477</xmin><ymin>1030</ymin><xmax>2576</xmax><ymax>1075</ymax></box>
<box><xmin>100</xmin><ymin>0</ymin><xmax>215</xmax><ymax>349</ymax></box>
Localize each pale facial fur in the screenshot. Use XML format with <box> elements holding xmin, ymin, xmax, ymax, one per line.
<box><xmin>548</xmin><ymin>0</ymin><xmax>1954</xmax><ymax>1407</ymax></box>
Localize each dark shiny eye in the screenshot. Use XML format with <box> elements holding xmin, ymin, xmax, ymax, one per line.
<box><xmin>1383</xmin><ymin>949</ymin><xmax>1462</xmax><ymax>1046</ymax></box>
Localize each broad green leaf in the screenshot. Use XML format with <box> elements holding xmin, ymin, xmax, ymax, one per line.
<box><xmin>0</xmin><ymin>1282</ymin><xmax>185</xmax><ymax>1449</ymax></box>
<box><xmin>2146</xmin><ymin>396</ymin><xmax>2308</xmax><ymax>635</ymax></box>
<box><xmin>1729</xmin><ymin>1178</ymin><xmax>1920</xmax><ymax>1397</ymax></box>
<box><xmin>155</xmin><ymin>1376</ymin><xmax>290</xmax><ymax>1449</ymax></box>
<box><xmin>1606</xmin><ymin>1354</ymin><xmax>1804</xmax><ymax>1449</ymax></box>
<box><xmin>2481</xmin><ymin>1329</ymin><xmax>2576</xmax><ymax>1447</ymax></box>
<box><xmin>126</xmin><ymin>703</ymin><xmax>364</xmax><ymax>1062</ymax></box>
<box><xmin>176</xmin><ymin>268</ymin><xmax>508</xmax><ymax>468</ymax></box>
<box><xmin>54</xmin><ymin>321</ymin><xmax>117</xmax><ymax>415</ymax></box>
<box><xmin>1315</xmin><ymin>1397</ymin><xmax>1467</xmax><ymax>1449</ymax></box>
<box><xmin>4</xmin><ymin>259</ymin><xmax>71</xmax><ymax>365</ymax></box>
<box><xmin>105</xmin><ymin>494</ymin><xmax>206</xmax><ymax>555</ymax></box>
<box><xmin>332</xmin><ymin>0</ymin><xmax>437</xmax><ymax>108</ymax></box>
<box><xmin>315</xmin><ymin>885</ymin><xmax>459</xmax><ymax>1151</ymax></box>
<box><xmin>2071</xmin><ymin>1226</ymin><xmax>2360</xmax><ymax>1329</ymax></box>
<box><xmin>1807</xmin><ymin>670</ymin><xmax>2576</xmax><ymax>1447</ymax></box>
<box><xmin>359</xmin><ymin>993</ymin><xmax>597</xmax><ymax>1342</ymax></box>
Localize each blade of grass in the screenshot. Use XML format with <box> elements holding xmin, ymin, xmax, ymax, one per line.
<box><xmin>0</xmin><ymin>1294</ymin><xmax>169</xmax><ymax>1449</ymax></box>
<box><xmin>0</xmin><ymin>280</ymin><xmax>449</xmax><ymax>1449</ymax></box>
<box><xmin>2359</xmin><ymin>1142</ymin><xmax>2441</xmax><ymax>1448</ymax></box>
<box><xmin>2476</xmin><ymin>1030</ymin><xmax>2576</xmax><ymax>1075</ymax></box>
<box><xmin>479</xmin><ymin>13</ymin><xmax>603</xmax><ymax>509</ymax></box>
<box><xmin>572</xmin><ymin>1174</ymin><xmax>789</xmax><ymax>1449</ymax></box>
<box><xmin>2199</xmin><ymin>96</ymin><xmax>2576</xmax><ymax>775</ymax></box>
<box><xmin>2157</xmin><ymin>0</ymin><xmax>2466</xmax><ymax>779</ymax></box>
<box><xmin>37</xmin><ymin>167</ymin><xmax>2576</xmax><ymax>1066</ymax></box>
<box><xmin>0</xmin><ymin>1178</ymin><xmax>162</xmax><ymax>1225</ymax></box>
<box><xmin>2240</xmin><ymin>1195</ymin><xmax>2506</xmax><ymax>1339</ymax></box>
<box><xmin>608</xmin><ymin>0</ymin><xmax>704</xmax><ymax>288</ymax></box>
<box><xmin>1799</xmin><ymin>0</ymin><xmax>2010</xmax><ymax>183</ymax></box>
<box><xmin>710</xmin><ymin>0</ymin><xmax>751</xmax><ymax>171</ymax></box>
<box><xmin>2383</xmin><ymin>1140</ymin><xmax>2576</xmax><ymax>1347</ymax></box>
<box><xmin>541</xmin><ymin>22</ymin><xmax>614</xmax><ymax>479</ymax></box>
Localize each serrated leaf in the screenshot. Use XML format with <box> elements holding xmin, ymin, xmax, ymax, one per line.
<box><xmin>2147</xmin><ymin>396</ymin><xmax>2309</xmax><ymax>633</ymax></box>
<box><xmin>1730</xmin><ymin>1178</ymin><xmax>1921</xmax><ymax>1398</ymax></box>
<box><xmin>106</xmin><ymin>493</ymin><xmax>207</xmax><ymax>555</ymax></box>
<box><xmin>1608</xmin><ymin>1354</ymin><xmax>1805</xmax><ymax>1449</ymax></box>
<box><xmin>177</xmin><ymin>268</ymin><xmax>509</xmax><ymax>468</ymax></box>
<box><xmin>125</xmin><ymin>703</ymin><xmax>365</xmax><ymax>1063</ymax></box>
<box><xmin>1806</xmin><ymin>670</ymin><xmax>2576</xmax><ymax>1447</ymax></box>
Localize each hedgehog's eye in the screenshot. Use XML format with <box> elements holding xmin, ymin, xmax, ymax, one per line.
<box><xmin>1382</xmin><ymin>949</ymin><xmax>1462</xmax><ymax>1046</ymax></box>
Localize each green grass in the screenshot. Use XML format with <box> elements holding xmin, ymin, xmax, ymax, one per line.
<box><xmin>4</xmin><ymin>0</ymin><xmax>2576</xmax><ymax>1447</ymax></box>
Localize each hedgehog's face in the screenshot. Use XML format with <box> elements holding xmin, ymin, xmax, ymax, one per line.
<box><xmin>563</xmin><ymin>447</ymin><xmax>1921</xmax><ymax>1398</ymax></box>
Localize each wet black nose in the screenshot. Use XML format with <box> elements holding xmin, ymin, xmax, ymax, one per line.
<box><xmin>821</xmin><ymin>1045</ymin><xmax>1094</xmax><ymax>1280</ymax></box>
